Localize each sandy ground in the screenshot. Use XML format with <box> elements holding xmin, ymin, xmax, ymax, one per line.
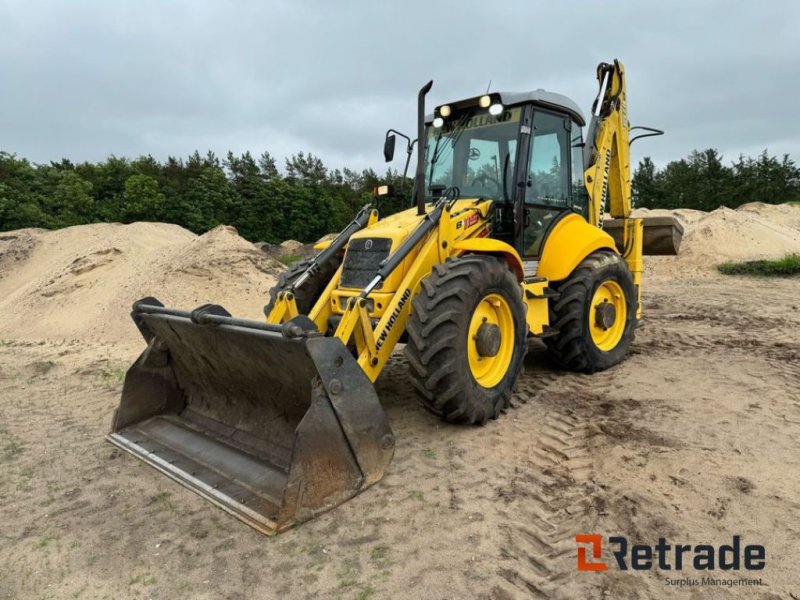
<box><xmin>1</xmin><ymin>206</ymin><xmax>799</xmax><ymax>599</ymax></box>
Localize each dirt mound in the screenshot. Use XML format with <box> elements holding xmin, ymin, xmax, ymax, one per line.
<box><xmin>0</xmin><ymin>228</ymin><xmax>45</xmax><ymax>274</ymax></box>
<box><xmin>0</xmin><ymin>223</ymin><xmax>282</xmax><ymax>346</ymax></box>
<box><xmin>259</xmin><ymin>237</ymin><xmax>318</xmax><ymax>262</ymax></box>
<box><xmin>279</xmin><ymin>239</ymin><xmax>304</xmax><ymax>252</ymax></box>
<box><xmin>2</xmin><ymin>203</ymin><xmax>797</xmax><ymax>344</ymax></box>
<box><xmin>631</xmin><ymin>206</ymin><xmax>707</xmax><ymax>227</ymax></box>
<box><xmin>643</xmin><ymin>204</ymin><xmax>800</xmax><ymax>276</ymax></box>
<box><xmin>737</xmin><ymin>201</ymin><xmax>800</xmax><ymax>230</ymax></box>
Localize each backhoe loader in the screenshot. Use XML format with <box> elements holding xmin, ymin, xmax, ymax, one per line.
<box><xmin>108</xmin><ymin>59</ymin><xmax>681</xmax><ymax>534</ymax></box>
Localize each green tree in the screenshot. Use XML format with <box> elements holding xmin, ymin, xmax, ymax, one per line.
<box><xmin>258</xmin><ymin>151</ymin><xmax>280</xmax><ymax>180</ymax></box>
<box><xmin>122</xmin><ymin>174</ymin><xmax>165</xmax><ymax>222</ymax></box>
<box><xmin>286</xmin><ymin>152</ymin><xmax>327</xmax><ymax>184</ymax></box>
<box><xmin>183</xmin><ymin>166</ymin><xmax>235</xmax><ymax>232</ymax></box>
<box><xmin>632</xmin><ymin>157</ymin><xmax>664</xmax><ymax>208</ymax></box>
<box><xmin>0</xmin><ymin>152</ymin><xmax>48</xmax><ymax>229</ymax></box>
<box><xmin>50</xmin><ymin>170</ymin><xmax>95</xmax><ymax>226</ymax></box>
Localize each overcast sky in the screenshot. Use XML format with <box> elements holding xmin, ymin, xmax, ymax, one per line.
<box><xmin>1</xmin><ymin>1</ymin><xmax>798</xmax><ymax>174</ymax></box>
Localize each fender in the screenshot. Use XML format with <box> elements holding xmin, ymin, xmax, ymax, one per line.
<box><xmin>451</xmin><ymin>238</ymin><xmax>524</xmax><ymax>281</ymax></box>
<box><xmin>538</xmin><ymin>213</ymin><xmax>617</xmax><ymax>282</ymax></box>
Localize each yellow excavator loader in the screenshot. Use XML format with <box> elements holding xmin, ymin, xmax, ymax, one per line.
<box><xmin>108</xmin><ymin>60</ymin><xmax>681</xmax><ymax>534</ymax></box>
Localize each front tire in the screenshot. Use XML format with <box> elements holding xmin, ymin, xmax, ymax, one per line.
<box><xmin>544</xmin><ymin>250</ymin><xmax>636</xmax><ymax>373</ymax></box>
<box><xmin>405</xmin><ymin>255</ymin><xmax>527</xmax><ymax>425</ymax></box>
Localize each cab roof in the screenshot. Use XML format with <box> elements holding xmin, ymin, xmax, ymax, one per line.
<box><xmin>426</xmin><ymin>89</ymin><xmax>585</xmax><ymax>127</ymax></box>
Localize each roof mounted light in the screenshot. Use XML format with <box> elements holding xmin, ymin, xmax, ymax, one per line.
<box><xmin>433</xmin><ymin>117</ymin><xmax>444</xmax><ymax>128</ymax></box>
<box><xmin>488</xmin><ymin>103</ymin><xmax>504</xmax><ymax>116</ymax></box>
<box><xmin>439</xmin><ymin>104</ymin><xmax>451</xmax><ymax>117</ymax></box>
<box><xmin>479</xmin><ymin>95</ymin><xmax>491</xmax><ymax>108</ymax></box>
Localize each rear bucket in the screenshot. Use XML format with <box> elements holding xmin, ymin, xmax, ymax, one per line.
<box><xmin>604</xmin><ymin>216</ymin><xmax>685</xmax><ymax>255</ymax></box>
<box><xmin>107</xmin><ymin>299</ymin><xmax>395</xmax><ymax>535</ymax></box>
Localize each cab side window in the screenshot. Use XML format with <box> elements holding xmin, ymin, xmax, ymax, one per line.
<box><xmin>522</xmin><ymin>111</ymin><xmax>570</xmax><ymax>257</ymax></box>
<box><xmin>570</xmin><ymin>122</ymin><xmax>589</xmax><ymax>216</ymax></box>
<box><xmin>525</xmin><ymin>111</ymin><xmax>570</xmax><ymax>207</ymax></box>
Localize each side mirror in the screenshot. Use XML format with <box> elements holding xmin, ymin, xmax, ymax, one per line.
<box><xmin>383</xmin><ymin>134</ymin><xmax>396</xmax><ymax>163</ymax></box>
<box><xmin>373</xmin><ymin>184</ymin><xmax>392</xmax><ymax>197</ymax></box>
<box><xmin>429</xmin><ymin>184</ymin><xmax>446</xmax><ymax>199</ymax></box>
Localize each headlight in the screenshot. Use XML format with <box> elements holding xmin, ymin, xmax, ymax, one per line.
<box><xmin>479</xmin><ymin>95</ymin><xmax>491</xmax><ymax>108</ymax></box>
<box><xmin>433</xmin><ymin>117</ymin><xmax>444</xmax><ymax>128</ymax></box>
<box><xmin>439</xmin><ymin>104</ymin><xmax>451</xmax><ymax>117</ymax></box>
<box><xmin>488</xmin><ymin>103</ymin><xmax>504</xmax><ymax>116</ymax></box>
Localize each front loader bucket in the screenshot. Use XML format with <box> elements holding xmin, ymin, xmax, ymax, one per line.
<box><xmin>107</xmin><ymin>299</ymin><xmax>395</xmax><ymax>535</ymax></box>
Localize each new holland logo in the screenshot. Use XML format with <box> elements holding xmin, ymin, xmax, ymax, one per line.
<box><xmin>600</xmin><ymin>148</ymin><xmax>612</xmax><ymax>209</ymax></box>
<box><xmin>376</xmin><ymin>288</ymin><xmax>411</xmax><ymax>351</ymax></box>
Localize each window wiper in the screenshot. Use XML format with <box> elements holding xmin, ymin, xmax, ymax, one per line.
<box><xmin>426</xmin><ymin>134</ymin><xmax>442</xmax><ymax>187</ymax></box>
<box><xmin>502</xmin><ymin>153</ymin><xmax>511</xmax><ymax>204</ymax></box>
<box><xmin>427</xmin><ymin>112</ymin><xmax>471</xmax><ymax>196</ymax></box>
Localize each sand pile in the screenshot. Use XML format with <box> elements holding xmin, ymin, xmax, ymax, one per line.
<box><xmin>0</xmin><ymin>222</ymin><xmax>282</xmax><ymax>346</ymax></box>
<box><xmin>631</xmin><ymin>206</ymin><xmax>707</xmax><ymax>228</ymax></box>
<box><xmin>1</xmin><ymin>202</ymin><xmax>797</xmax><ymax>344</ymax></box>
<box><xmin>279</xmin><ymin>239</ymin><xmax>304</xmax><ymax>252</ymax></box>
<box><xmin>736</xmin><ymin>201</ymin><xmax>800</xmax><ymax>230</ymax></box>
<box><xmin>642</xmin><ymin>203</ymin><xmax>800</xmax><ymax>275</ymax></box>
<box><xmin>0</xmin><ymin>228</ymin><xmax>45</xmax><ymax>273</ymax></box>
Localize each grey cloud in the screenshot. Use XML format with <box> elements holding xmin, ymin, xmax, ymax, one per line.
<box><xmin>1</xmin><ymin>0</ymin><xmax>798</xmax><ymax>172</ymax></box>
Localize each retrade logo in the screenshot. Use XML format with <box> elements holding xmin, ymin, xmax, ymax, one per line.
<box><xmin>575</xmin><ymin>534</ymin><xmax>765</xmax><ymax>572</ymax></box>
<box><xmin>576</xmin><ymin>534</ymin><xmax>608</xmax><ymax>571</ymax></box>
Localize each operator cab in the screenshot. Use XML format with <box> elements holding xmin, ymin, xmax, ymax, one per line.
<box><xmin>423</xmin><ymin>91</ymin><xmax>588</xmax><ymax>277</ymax></box>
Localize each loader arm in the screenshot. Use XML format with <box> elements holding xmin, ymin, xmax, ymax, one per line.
<box><xmin>329</xmin><ymin>198</ymin><xmax>500</xmax><ymax>383</ymax></box>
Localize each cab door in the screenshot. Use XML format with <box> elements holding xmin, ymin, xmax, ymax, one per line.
<box><xmin>519</xmin><ymin>110</ymin><xmax>573</xmax><ymax>276</ymax></box>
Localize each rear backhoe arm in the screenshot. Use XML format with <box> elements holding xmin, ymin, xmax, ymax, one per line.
<box><xmin>582</xmin><ymin>59</ymin><xmax>643</xmax><ymax>316</ymax></box>
<box><xmin>583</xmin><ymin>59</ymin><xmax>633</xmax><ymax>226</ymax></box>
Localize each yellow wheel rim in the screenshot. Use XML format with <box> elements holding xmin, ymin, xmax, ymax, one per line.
<box><xmin>589</xmin><ymin>280</ymin><xmax>627</xmax><ymax>351</ymax></box>
<box><xmin>467</xmin><ymin>293</ymin><xmax>515</xmax><ymax>388</ymax></box>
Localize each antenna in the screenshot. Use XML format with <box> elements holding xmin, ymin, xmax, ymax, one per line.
<box><xmin>485</xmin><ymin>79</ymin><xmax>492</xmax><ymax>93</ymax></box>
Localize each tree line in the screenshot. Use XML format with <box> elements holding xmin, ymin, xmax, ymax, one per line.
<box><xmin>0</xmin><ymin>150</ymin><xmax>410</xmax><ymax>244</ymax></box>
<box><xmin>633</xmin><ymin>149</ymin><xmax>800</xmax><ymax>210</ymax></box>
<box><xmin>1</xmin><ymin>147</ymin><xmax>798</xmax><ymax>243</ymax></box>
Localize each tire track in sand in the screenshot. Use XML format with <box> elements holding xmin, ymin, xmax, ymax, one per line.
<box><xmin>489</xmin><ymin>362</ymin><xmax>616</xmax><ymax>599</ymax></box>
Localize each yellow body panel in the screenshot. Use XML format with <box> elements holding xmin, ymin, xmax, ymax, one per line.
<box><xmin>330</xmin><ymin>289</ymin><xmax>395</xmax><ymax>318</ymax></box>
<box><xmin>521</xmin><ymin>279</ymin><xmax>549</xmax><ymax>335</ymax></box>
<box><xmin>451</xmin><ymin>238</ymin><xmax>524</xmax><ymax>281</ymax></box>
<box><xmin>313</xmin><ymin>239</ymin><xmax>333</xmax><ymax>251</ymax></box>
<box><xmin>537</xmin><ymin>214</ymin><xmax>616</xmax><ymax>282</ymax></box>
<box><xmin>623</xmin><ymin>217</ymin><xmax>644</xmax><ymax>318</ymax></box>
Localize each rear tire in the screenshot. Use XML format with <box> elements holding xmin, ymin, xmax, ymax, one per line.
<box><xmin>405</xmin><ymin>255</ymin><xmax>527</xmax><ymax>425</ymax></box>
<box><xmin>264</xmin><ymin>256</ymin><xmax>341</xmax><ymax>316</ymax></box>
<box><xmin>544</xmin><ymin>250</ymin><xmax>636</xmax><ymax>373</ymax></box>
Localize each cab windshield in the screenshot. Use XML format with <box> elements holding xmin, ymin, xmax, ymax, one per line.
<box><xmin>424</xmin><ymin>106</ymin><xmax>522</xmax><ymax>201</ymax></box>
